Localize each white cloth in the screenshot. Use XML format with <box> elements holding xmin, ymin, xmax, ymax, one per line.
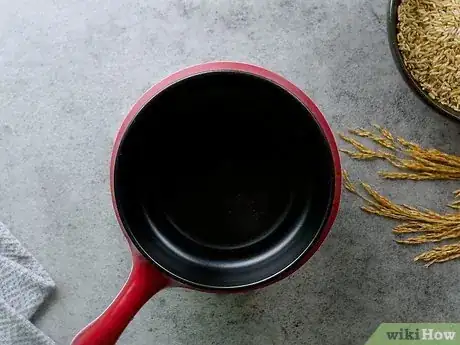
<box><xmin>0</xmin><ymin>222</ymin><xmax>55</xmax><ymax>345</ymax></box>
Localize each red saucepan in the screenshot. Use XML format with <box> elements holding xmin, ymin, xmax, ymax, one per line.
<box><xmin>71</xmin><ymin>62</ymin><xmax>341</xmax><ymax>345</ymax></box>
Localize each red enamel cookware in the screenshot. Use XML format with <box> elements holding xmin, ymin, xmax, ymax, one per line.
<box><xmin>71</xmin><ymin>62</ymin><xmax>341</xmax><ymax>345</ymax></box>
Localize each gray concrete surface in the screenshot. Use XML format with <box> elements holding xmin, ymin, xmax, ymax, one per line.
<box><xmin>2</xmin><ymin>0</ymin><xmax>460</xmax><ymax>344</ymax></box>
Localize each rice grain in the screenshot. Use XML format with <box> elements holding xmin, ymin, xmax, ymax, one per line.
<box><xmin>397</xmin><ymin>0</ymin><xmax>460</xmax><ymax>112</ymax></box>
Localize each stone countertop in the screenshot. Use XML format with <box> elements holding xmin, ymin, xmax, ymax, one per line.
<box><xmin>1</xmin><ymin>0</ymin><xmax>460</xmax><ymax>344</ymax></box>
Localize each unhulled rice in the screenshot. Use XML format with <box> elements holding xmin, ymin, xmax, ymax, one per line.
<box><xmin>397</xmin><ymin>0</ymin><xmax>460</xmax><ymax>112</ymax></box>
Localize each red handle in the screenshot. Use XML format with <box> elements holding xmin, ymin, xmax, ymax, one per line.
<box><xmin>71</xmin><ymin>253</ymin><xmax>169</xmax><ymax>345</ymax></box>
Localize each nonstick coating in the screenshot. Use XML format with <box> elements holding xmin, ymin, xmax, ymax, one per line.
<box><xmin>113</xmin><ymin>71</ymin><xmax>335</xmax><ymax>289</ymax></box>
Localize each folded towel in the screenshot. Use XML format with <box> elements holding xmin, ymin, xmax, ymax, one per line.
<box><xmin>0</xmin><ymin>222</ymin><xmax>56</xmax><ymax>345</ymax></box>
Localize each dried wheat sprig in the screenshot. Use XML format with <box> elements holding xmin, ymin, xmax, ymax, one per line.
<box><xmin>414</xmin><ymin>243</ymin><xmax>460</xmax><ymax>267</ymax></box>
<box><xmin>396</xmin><ymin>228</ymin><xmax>460</xmax><ymax>244</ymax></box>
<box><xmin>393</xmin><ymin>222</ymin><xmax>460</xmax><ymax>234</ymax></box>
<box><xmin>343</xmin><ymin>170</ymin><xmax>357</xmax><ymax>194</ymax></box>
<box><xmin>341</xmin><ymin>125</ymin><xmax>460</xmax><ymax>265</ymax></box>
<box><xmin>343</xmin><ymin>170</ymin><xmax>460</xmax><ymax>265</ymax></box>
<box><xmin>348</xmin><ymin>128</ymin><xmax>396</xmax><ymax>150</ymax></box>
<box><xmin>379</xmin><ymin>172</ymin><xmax>460</xmax><ymax>180</ymax></box>
<box><xmin>341</xmin><ymin>127</ymin><xmax>460</xmax><ymax>180</ymax></box>
<box><xmin>408</xmin><ymin>148</ymin><xmax>460</xmax><ymax>168</ymax></box>
<box><xmin>339</xmin><ymin>134</ymin><xmax>391</xmax><ymax>159</ymax></box>
<box><xmin>373</xmin><ymin>124</ymin><xmax>394</xmax><ymax>142</ymax></box>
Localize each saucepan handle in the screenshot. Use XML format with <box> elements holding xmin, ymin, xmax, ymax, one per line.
<box><xmin>71</xmin><ymin>253</ymin><xmax>169</xmax><ymax>345</ymax></box>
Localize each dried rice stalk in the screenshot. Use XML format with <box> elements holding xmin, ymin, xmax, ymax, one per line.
<box><xmin>397</xmin><ymin>0</ymin><xmax>460</xmax><ymax>112</ymax></box>
<box><xmin>415</xmin><ymin>243</ymin><xmax>460</xmax><ymax>266</ymax></box>
<box><xmin>340</xmin><ymin>125</ymin><xmax>460</xmax><ymax>180</ymax></box>
<box><xmin>341</xmin><ymin>126</ymin><xmax>460</xmax><ymax>265</ymax></box>
<box><xmin>344</xmin><ymin>174</ymin><xmax>460</xmax><ymax>266</ymax></box>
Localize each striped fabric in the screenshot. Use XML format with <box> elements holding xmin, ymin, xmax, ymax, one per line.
<box><xmin>0</xmin><ymin>222</ymin><xmax>55</xmax><ymax>345</ymax></box>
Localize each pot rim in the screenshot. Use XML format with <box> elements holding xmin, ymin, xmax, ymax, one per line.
<box><xmin>110</xmin><ymin>61</ymin><xmax>342</xmax><ymax>291</ymax></box>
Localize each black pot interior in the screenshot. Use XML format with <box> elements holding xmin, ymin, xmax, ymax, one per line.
<box><xmin>114</xmin><ymin>71</ymin><xmax>335</xmax><ymax>289</ymax></box>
